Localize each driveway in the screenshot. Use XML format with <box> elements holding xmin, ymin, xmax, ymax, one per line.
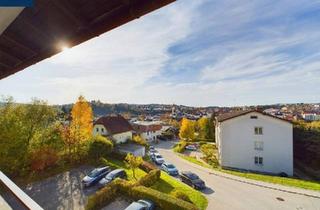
<box><xmin>22</xmin><ymin>165</ymin><xmax>130</xmax><ymax>210</ymax></box>
<box><xmin>154</xmin><ymin>141</ymin><xmax>320</xmax><ymax>210</ymax></box>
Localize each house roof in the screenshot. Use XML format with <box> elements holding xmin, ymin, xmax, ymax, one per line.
<box><xmin>94</xmin><ymin>115</ymin><xmax>133</xmax><ymax>135</ymax></box>
<box><xmin>216</xmin><ymin>110</ymin><xmax>292</xmax><ymax>123</ymax></box>
<box><xmin>132</xmin><ymin>123</ymin><xmax>162</xmax><ymax>133</ymax></box>
<box><xmin>0</xmin><ymin>0</ymin><xmax>175</xmax><ymax>80</ymax></box>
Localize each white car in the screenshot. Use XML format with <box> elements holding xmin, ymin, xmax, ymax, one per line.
<box><xmin>185</xmin><ymin>145</ymin><xmax>197</xmax><ymax>151</ymax></box>
<box><xmin>153</xmin><ymin>153</ymin><xmax>164</xmax><ymax>165</ymax></box>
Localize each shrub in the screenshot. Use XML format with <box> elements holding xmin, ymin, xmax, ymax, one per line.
<box><xmin>86</xmin><ymin>179</ymin><xmax>121</xmax><ymax>210</ymax></box>
<box><xmin>139</xmin><ymin>161</ymin><xmax>157</xmax><ymax>173</ymax></box>
<box><xmin>170</xmin><ymin>190</ymin><xmax>193</xmax><ymax>203</ymax></box>
<box><xmin>138</xmin><ymin>169</ymin><xmax>161</xmax><ymax>187</ymax></box>
<box><xmin>200</xmin><ymin>144</ymin><xmax>218</xmax><ymax>167</ymax></box>
<box><xmin>30</xmin><ymin>146</ymin><xmax>59</xmax><ymax>172</ymax></box>
<box><xmin>132</xmin><ymin>135</ymin><xmax>147</xmax><ymax>146</ymax></box>
<box><xmin>174</xmin><ymin>141</ymin><xmax>187</xmax><ymax>153</ymax></box>
<box><xmin>128</xmin><ymin>186</ymin><xmax>198</xmax><ymax>210</ymax></box>
<box><xmin>88</xmin><ymin>135</ymin><xmax>113</xmax><ymax>160</ymax></box>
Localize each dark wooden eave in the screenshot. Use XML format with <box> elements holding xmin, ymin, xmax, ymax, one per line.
<box><xmin>0</xmin><ymin>0</ymin><xmax>175</xmax><ymax>80</ymax></box>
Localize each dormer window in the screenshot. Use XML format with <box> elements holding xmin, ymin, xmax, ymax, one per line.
<box><xmin>250</xmin><ymin>115</ymin><xmax>258</xmax><ymax>119</ymax></box>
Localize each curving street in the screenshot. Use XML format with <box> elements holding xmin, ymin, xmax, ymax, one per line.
<box><xmin>153</xmin><ymin>141</ymin><xmax>320</xmax><ymax>210</ymax></box>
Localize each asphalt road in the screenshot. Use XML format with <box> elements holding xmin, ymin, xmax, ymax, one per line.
<box><xmin>154</xmin><ymin>141</ymin><xmax>320</xmax><ymax>210</ymax></box>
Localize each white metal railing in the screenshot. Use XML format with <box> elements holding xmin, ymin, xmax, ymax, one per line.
<box><xmin>0</xmin><ymin>171</ymin><xmax>43</xmax><ymax>210</ymax></box>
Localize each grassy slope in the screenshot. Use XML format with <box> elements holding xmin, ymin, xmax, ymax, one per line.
<box><xmin>105</xmin><ymin>157</ymin><xmax>208</xmax><ymax>210</ymax></box>
<box><xmin>151</xmin><ymin>172</ymin><xmax>208</xmax><ymax>210</ymax></box>
<box><xmin>178</xmin><ymin>154</ymin><xmax>320</xmax><ymax>191</ymax></box>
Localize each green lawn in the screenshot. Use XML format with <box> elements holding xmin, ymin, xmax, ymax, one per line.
<box><xmin>178</xmin><ymin>154</ymin><xmax>320</xmax><ymax>191</ymax></box>
<box><xmin>102</xmin><ymin>157</ymin><xmax>146</xmax><ymax>181</ymax></box>
<box><xmin>151</xmin><ymin>172</ymin><xmax>208</xmax><ymax>210</ymax></box>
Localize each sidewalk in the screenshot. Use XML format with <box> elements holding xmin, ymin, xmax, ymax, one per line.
<box><xmin>177</xmin><ymin>153</ymin><xmax>320</xmax><ymax>199</ymax></box>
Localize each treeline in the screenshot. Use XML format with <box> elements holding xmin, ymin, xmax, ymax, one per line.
<box><xmin>293</xmin><ymin>120</ymin><xmax>320</xmax><ymax>178</ymax></box>
<box><xmin>0</xmin><ymin>96</ymin><xmax>113</xmax><ymax>177</ymax></box>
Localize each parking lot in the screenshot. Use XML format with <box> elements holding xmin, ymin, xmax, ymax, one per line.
<box><xmin>22</xmin><ymin>165</ymin><xmax>130</xmax><ymax>210</ymax></box>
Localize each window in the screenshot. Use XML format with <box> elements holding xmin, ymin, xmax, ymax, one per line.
<box><xmin>254</xmin><ymin>156</ymin><xmax>263</xmax><ymax>165</ymax></box>
<box><xmin>96</xmin><ymin>127</ymin><xmax>99</xmax><ymax>132</ymax></box>
<box><xmin>250</xmin><ymin>115</ymin><xmax>258</xmax><ymax>119</ymax></box>
<box><xmin>254</xmin><ymin>127</ymin><xmax>263</xmax><ymax>135</ymax></box>
<box><xmin>101</xmin><ymin>128</ymin><xmax>104</xmax><ymax>133</ymax></box>
<box><xmin>254</xmin><ymin>141</ymin><xmax>263</xmax><ymax>150</ymax></box>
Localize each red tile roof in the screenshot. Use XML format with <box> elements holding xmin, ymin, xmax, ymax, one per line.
<box><xmin>216</xmin><ymin>110</ymin><xmax>291</xmax><ymax>123</ymax></box>
<box><xmin>94</xmin><ymin>115</ymin><xmax>133</xmax><ymax>134</ymax></box>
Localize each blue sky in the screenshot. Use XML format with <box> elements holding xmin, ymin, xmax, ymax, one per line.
<box><xmin>1</xmin><ymin>0</ymin><xmax>320</xmax><ymax>106</ymax></box>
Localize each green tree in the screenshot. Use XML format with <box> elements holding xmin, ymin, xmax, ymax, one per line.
<box><xmin>124</xmin><ymin>153</ymin><xmax>143</xmax><ymax>180</ymax></box>
<box><xmin>179</xmin><ymin>118</ymin><xmax>195</xmax><ymax>141</ymax></box>
<box><xmin>0</xmin><ymin>97</ymin><xmax>60</xmax><ymax>175</ymax></box>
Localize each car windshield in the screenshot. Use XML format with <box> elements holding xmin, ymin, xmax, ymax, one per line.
<box><xmin>105</xmin><ymin>172</ymin><xmax>115</xmax><ymax>180</ymax></box>
<box><xmin>156</xmin><ymin>155</ymin><xmax>162</xmax><ymax>158</ymax></box>
<box><xmin>167</xmin><ymin>164</ymin><xmax>175</xmax><ymax>169</ymax></box>
<box><xmin>188</xmin><ymin>173</ymin><xmax>199</xmax><ymax>180</ymax></box>
<box><xmin>88</xmin><ymin>169</ymin><xmax>100</xmax><ymax>178</ymax></box>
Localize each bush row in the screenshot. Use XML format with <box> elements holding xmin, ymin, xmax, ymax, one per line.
<box><xmin>170</xmin><ymin>190</ymin><xmax>193</xmax><ymax>203</ymax></box>
<box><xmin>139</xmin><ymin>161</ymin><xmax>157</xmax><ymax>173</ymax></box>
<box><xmin>86</xmin><ymin>180</ymin><xmax>122</xmax><ymax>210</ymax></box>
<box><xmin>127</xmin><ymin>186</ymin><xmax>198</xmax><ymax>210</ymax></box>
<box><xmin>138</xmin><ymin>169</ymin><xmax>161</xmax><ymax>187</ymax></box>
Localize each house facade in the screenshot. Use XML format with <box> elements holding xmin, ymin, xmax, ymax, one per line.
<box><xmin>215</xmin><ymin>110</ymin><xmax>293</xmax><ymax>176</ymax></box>
<box><xmin>132</xmin><ymin>121</ymin><xmax>162</xmax><ymax>142</ymax></box>
<box><xmin>93</xmin><ymin>115</ymin><xmax>133</xmax><ymax>144</ymax></box>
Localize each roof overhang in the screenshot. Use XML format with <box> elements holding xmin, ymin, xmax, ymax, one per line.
<box><xmin>0</xmin><ymin>0</ymin><xmax>175</xmax><ymax>80</ymax></box>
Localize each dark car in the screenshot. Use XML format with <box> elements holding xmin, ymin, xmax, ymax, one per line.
<box><xmin>82</xmin><ymin>166</ymin><xmax>111</xmax><ymax>187</ymax></box>
<box><xmin>180</xmin><ymin>171</ymin><xmax>206</xmax><ymax>190</ymax></box>
<box><xmin>98</xmin><ymin>169</ymin><xmax>127</xmax><ymax>187</ymax></box>
<box><xmin>125</xmin><ymin>199</ymin><xmax>155</xmax><ymax>210</ymax></box>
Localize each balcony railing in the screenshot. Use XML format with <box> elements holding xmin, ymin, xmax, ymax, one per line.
<box><xmin>0</xmin><ymin>171</ymin><xmax>43</xmax><ymax>210</ymax></box>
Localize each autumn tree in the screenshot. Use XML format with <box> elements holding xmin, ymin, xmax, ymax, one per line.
<box><xmin>132</xmin><ymin>135</ymin><xmax>147</xmax><ymax>146</ymax></box>
<box><xmin>70</xmin><ymin>95</ymin><xmax>93</xmax><ymax>142</ymax></box>
<box><xmin>197</xmin><ymin>117</ymin><xmax>215</xmax><ymax>141</ymax></box>
<box><xmin>179</xmin><ymin>118</ymin><xmax>195</xmax><ymax>141</ymax></box>
<box><xmin>125</xmin><ymin>153</ymin><xmax>143</xmax><ymax>180</ymax></box>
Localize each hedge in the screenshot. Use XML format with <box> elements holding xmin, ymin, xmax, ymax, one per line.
<box><xmin>171</xmin><ymin>190</ymin><xmax>193</xmax><ymax>203</ymax></box>
<box><xmin>86</xmin><ymin>180</ymin><xmax>122</xmax><ymax>210</ymax></box>
<box><xmin>138</xmin><ymin>169</ymin><xmax>160</xmax><ymax>187</ymax></box>
<box><xmin>139</xmin><ymin>161</ymin><xmax>157</xmax><ymax>173</ymax></box>
<box><xmin>128</xmin><ymin>186</ymin><xmax>199</xmax><ymax>210</ymax></box>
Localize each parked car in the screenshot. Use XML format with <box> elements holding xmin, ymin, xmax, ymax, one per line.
<box><xmin>98</xmin><ymin>169</ymin><xmax>127</xmax><ymax>187</ymax></box>
<box><xmin>82</xmin><ymin>166</ymin><xmax>111</xmax><ymax>187</ymax></box>
<box><xmin>149</xmin><ymin>146</ymin><xmax>155</xmax><ymax>150</ymax></box>
<box><xmin>153</xmin><ymin>154</ymin><xmax>165</xmax><ymax>165</ymax></box>
<box><xmin>125</xmin><ymin>199</ymin><xmax>155</xmax><ymax>210</ymax></box>
<box><xmin>180</xmin><ymin>171</ymin><xmax>206</xmax><ymax>190</ymax></box>
<box><xmin>148</xmin><ymin>148</ymin><xmax>158</xmax><ymax>157</ymax></box>
<box><xmin>185</xmin><ymin>144</ymin><xmax>197</xmax><ymax>151</ymax></box>
<box><xmin>161</xmin><ymin>162</ymin><xmax>179</xmax><ymax>176</ymax></box>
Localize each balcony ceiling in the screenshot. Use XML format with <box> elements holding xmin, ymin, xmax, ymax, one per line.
<box><xmin>0</xmin><ymin>0</ymin><xmax>175</xmax><ymax>80</ymax></box>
